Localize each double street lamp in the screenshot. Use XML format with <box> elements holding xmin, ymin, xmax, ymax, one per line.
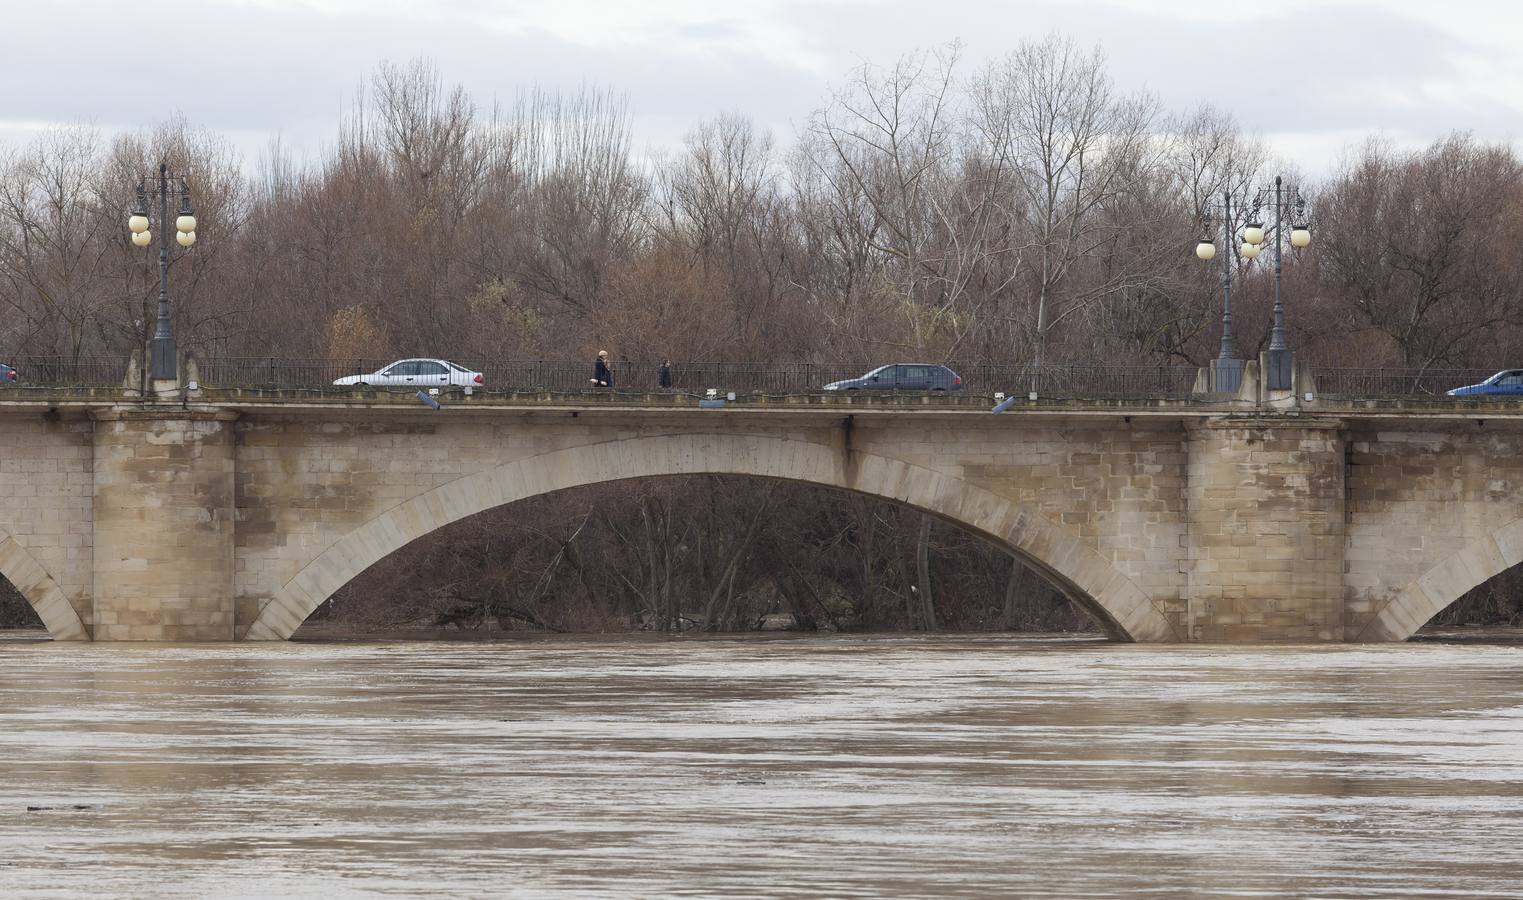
<box><xmin>128</xmin><ymin>163</ymin><xmax>197</xmax><ymax>381</ymax></box>
<box><xmin>1195</xmin><ymin>175</ymin><xmax>1311</xmax><ymax>392</ymax></box>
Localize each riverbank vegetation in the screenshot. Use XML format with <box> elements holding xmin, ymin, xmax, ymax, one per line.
<box><xmin>5</xmin><ymin>37</ymin><xmax>1523</xmax><ymax>632</ymax></box>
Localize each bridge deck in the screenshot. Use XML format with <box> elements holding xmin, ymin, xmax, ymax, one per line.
<box><xmin>3</xmin><ymin>386</ymin><xmax>1523</xmax><ymax>423</ymax></box>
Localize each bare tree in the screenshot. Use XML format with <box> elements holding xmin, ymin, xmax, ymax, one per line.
<box><xmin>0</xmin><ymin>127</ymin><xmax>117</xmax><ymax>357</ymax></box>
<box><xmin>805</xmin><ymin>44</ymin><xmax>981</xmax><ymax>356</ymax></box>
<box><xmin>971</xmin><ymin>34</ymin><xmax>1164</xmax><ymax>366</ymax></box>
<box><xmin>512</xmin><ymin>85</ymin><xmax>645</xmax><ymax>332</ymax></box>
<box><xmin>1314</xmin><ymin>134</ymin><xmax>1523</xmax><ymax>367</ymax></box>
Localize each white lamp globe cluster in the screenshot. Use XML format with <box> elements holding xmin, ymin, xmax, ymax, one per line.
<box><xmin>1239</xmin><ymin>216</ymin><xmax>1309</xmax><ymax>258</ymax></box>
<box><xmin>126</xmin><ymin>185</ymin><xmax>196</xmax><ymax>249</ymax></box>
<box><xmin>175</xmin><ymin>212</ymin><xmax>197</xmax><ymax>247</ymax></box>
<box><xmin>128</xmin><ymin>213</ymin><xmax>151</xmax><ymax>247</ymax></box>
<box><xmin>1195</xmin><ymin>199</ymin><xmax>1310</xmax><ymax>263</ymax></box>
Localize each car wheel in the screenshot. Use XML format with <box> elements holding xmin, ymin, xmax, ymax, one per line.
<box><xmin>932</xmin><ymin>387</ymin><xmax>946</xmax><ymax>392</ymax></box>
<box><xmin>354</xmin><ymin>381</ymin><xmax>369</xmax><ymax>388</ymax></box>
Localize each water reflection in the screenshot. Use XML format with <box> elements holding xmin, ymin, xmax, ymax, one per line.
<box><xmin>3</xmin><ymin>633</ymin><xmax>1523</xmax><ymax>897</ymax></box>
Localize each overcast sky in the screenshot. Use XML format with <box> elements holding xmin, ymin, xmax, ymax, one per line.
<box><xmin>4</xmin><ymin>0</ymin><xmax>1521</xmax><ymax>176</ymax></box>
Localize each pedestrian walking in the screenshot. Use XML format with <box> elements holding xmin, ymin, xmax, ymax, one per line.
<box><xmin>591</xmin><ymin>350</ymin><xmax>614</xmax><ymax>388</ymax></box>
<box><xmin>658</xmin><ymin>358</ymin><xmax>672</xmax><ymax>389</ymax></box>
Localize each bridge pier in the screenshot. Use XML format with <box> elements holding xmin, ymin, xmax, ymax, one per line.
<box><xmin>90</xmin><ymin>409</ymin><xmax>239</xmax><ymax>641</ymax></box>
<box><xmin>1186</xmin><ymin>419</ymin><xmax>1347</xmax><ymax>640</ymax></box>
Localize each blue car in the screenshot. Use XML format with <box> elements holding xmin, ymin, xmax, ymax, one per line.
<box><xmin>823</xmin><ymin>364</ymin><xmax>962</xmax><ymax>391</ymax></box>
<box><xmin>0</xmin><ymin>362</ymin><xmax>14</xmax><ymax>384</ymax></box>
<box><xmin>1447</xmin><ymin>370</ymin><xmax>1523</xmax><ymax>397</ymax></box>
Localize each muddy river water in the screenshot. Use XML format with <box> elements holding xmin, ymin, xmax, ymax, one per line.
<box><xmin>3</xmin><ymin>633</ymin><xmax>1523</xmax><ymax>897</ymax></box>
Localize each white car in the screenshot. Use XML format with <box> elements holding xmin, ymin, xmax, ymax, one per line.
<box><xmin>333</xmin><ymin>358</ymin><xmax>484</xmax><ymax>389</ymax></box>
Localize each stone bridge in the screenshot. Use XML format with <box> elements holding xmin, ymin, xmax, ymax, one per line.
<box><xmin>3</xmin><ymin>386</ymin><xmax>1521</xmax><ymax>643</ymax></box>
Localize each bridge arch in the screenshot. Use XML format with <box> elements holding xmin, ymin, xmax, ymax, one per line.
<box><xmin>245</xmin><ymin>433</ymin><xmax>1179</xmax><ymax>643</ymax></box>
<box><xmin>0</xmin><ymin>531</ymin><xmax>89</xmax><ymax>640</ymax></box>
<box><xmin>1356</xmin><ymin>517</ymin><xmax>1523</xmax><ymax>641</ymax></box>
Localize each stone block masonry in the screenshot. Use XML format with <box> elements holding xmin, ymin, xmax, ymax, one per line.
<box><xmin>3</xmin><ymin>393</ymin><xmax>1522</xmax><ymax>643</ymax></box>
<box><xmin>1185</xmin><ymin>419</ymin><xmax>1346</xmax><ymax>641</ymax></box>
<box><xmin>0</xmin><ymin>414</ymin><xmax>93</xmax><ymax>631</ymax></box>
<box><xmin>90</xmin><ymin>409</ymin><xmax>238</xmax><ymax>641</ymax></box>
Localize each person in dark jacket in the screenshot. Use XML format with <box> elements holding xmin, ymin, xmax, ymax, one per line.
<box><xmin>658</xmin><ymin>359</ymin><xmax>672</xmax><ymax>389</ymax></box>
<box><xmin>592</xmin><ymin>350</ymin><xmax>614</xmax><ymax>387</ymax></box>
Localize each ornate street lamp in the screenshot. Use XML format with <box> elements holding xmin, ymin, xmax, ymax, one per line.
<box><xmin>128</xmin><ymin>163</ymin><xmax>197</xmax><ymax>381</ymax></box>
<box><xmin>1241</xmin><ymin>175</ymin><xmax>1311</xmax><ymax>390</ymax></box>
<box><xmin>1196</xmin><ymin>193</ymin><xmax>1245</xmax><ymax>393</ymax></box>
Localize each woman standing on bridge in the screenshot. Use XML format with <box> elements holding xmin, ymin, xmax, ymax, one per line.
<box><xmin>592</xmin><ymin>350</ymin><xmax>614</xmax><ymax>388</ymax></box>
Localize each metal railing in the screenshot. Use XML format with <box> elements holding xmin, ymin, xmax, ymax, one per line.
<box><xmin>0</xmin><ymin>355</ymin><xmax>1507</xmax><ymax>401</ymax></box>
<box><xmin>0</xmin><ymin>356</ymin><xmax>132</xmax><ymax>387</ymax></box>
<box><xmin>1311</xmin><ymin>368</ymin><xmax>1500</xmax><ymax>398</ymax></box>
<box><xmin>193</xmin><ymin>357</ymin><xmax>387</xmax><ymax>389</ymax></box>
<box><xmin>995</xmin><ymin>365</ymin><xmax>1200</xmax><ymax>399</ymax></box>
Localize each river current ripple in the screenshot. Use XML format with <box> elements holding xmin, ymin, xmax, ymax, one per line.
<box><xmin>3</xmin><ymin>633</ymin><xmax>1523</xmax><ymax>897</ymax></box>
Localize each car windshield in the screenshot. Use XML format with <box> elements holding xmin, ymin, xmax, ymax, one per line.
<box><xmin>444</xmin><ymin>361</ymin><xmax>470</xmax><ymax>372</ymax></box>
<box><xmin>866</xmin><ymin>365</ymin><xmax>891</xmax><ymax>377</ymax></box>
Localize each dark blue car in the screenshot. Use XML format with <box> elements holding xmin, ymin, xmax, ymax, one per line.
<box><xmin>823</xmin><ymin>364</ymin><xmax>962</xmax><ymax>392</ymax></box>
<box><xmin>0</xmin><ymin>362</ymin><xmax>14</xmax><ymax>384</ymax></box>
<box><xmin>1447</xmin><ymin>370</ymin><xmax>1523</xmax><ymax>397</ymax></box>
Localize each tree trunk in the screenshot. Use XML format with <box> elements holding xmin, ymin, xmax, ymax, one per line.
<box><xmin>711</xmin><ymin>563</ymin><xmax>739</xmax><ymax>631</ymax></box>
<box><xmin>915</xmin><ymin>513</ymin><xmax>936</xmax><ymax>630</ymax></box>
<box><xmin>639</xmin><ymin>493</ymin><xmax>666</xmax><ymax>630</ymax></box>
<box><xmin>1000</xmin><ymin>556</ymin><xmax>1025</xmax><ymax>630</ymax></box>
<box><xmin>858</xmin><ymin>501</ymin><xmax>878</xmax><ymax>625</ymax></box>
<box><xmin>702</xmin><ymin>484</ymin><xmax>774</xmax><ymax>630</ymax></box>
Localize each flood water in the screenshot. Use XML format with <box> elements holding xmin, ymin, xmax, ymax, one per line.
<box><xmin>4</xmin><ymin>632</ymin><xmax>1523</xmax><ymax>897</ymax></box>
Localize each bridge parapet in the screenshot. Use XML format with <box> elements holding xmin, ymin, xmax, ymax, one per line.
<box><xmin>10</xmin><ymin>384</ymin><xmax>1523</xmax><ymax>419</ymax></box>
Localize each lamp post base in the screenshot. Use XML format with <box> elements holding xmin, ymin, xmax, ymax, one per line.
<box><xmin>1213</xmin><ymin>357</ymin><xmax>1244</xmax><ymax>394</ymax></box>
<box><xmin>1264</xmin><ymin>348</ymin><xmax>1293</xmax><ymax>391</ymax></box>
<box><xmin>150</xmin><ymin>336</ymin><xmax>177</xmax><ymax>381</ymax></box>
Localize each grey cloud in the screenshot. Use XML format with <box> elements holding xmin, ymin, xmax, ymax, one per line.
<box><xmin>2</xmin><ymin>0</ymin><xmax>821</xmax><ymax>167</ymax></box>
<box><xmin>2</xmin><ymin>0</ymin><xmax>1518</xmax><ymax>170</ymax></box>
<box><xmin>795</xmin><ymin>0</ymin><xmax>1523</xmax><ymax>142</ymax></box>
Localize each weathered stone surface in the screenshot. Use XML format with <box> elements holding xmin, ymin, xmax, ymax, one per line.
<box><xmin>1345</xmin><ymin>424</ymin><xmax>1523</xmax><ymax>641</ymax></box>
<box><xmin>5</xmin><ymin>396</ymin><xmax>1523</xmax><ymax>643</ymax></box>
<box><xmin>0</xmin><ymin>413</ymin><xmax>93</xmax><ymax>636</ymax></box>
<box><xmin>231</xmin><ymin>420</ymin><xmax>1182</xmax><ymax>642</ymax></box>
<box><xmin>90</xmin><ymin>410</ymin><xmax>237</xmax><ymax>641</ymax></box>
<box><xmin>1184</xmin><ymin>419</ymin><xmax>1346</xmax><ymax>641</ymax></box>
